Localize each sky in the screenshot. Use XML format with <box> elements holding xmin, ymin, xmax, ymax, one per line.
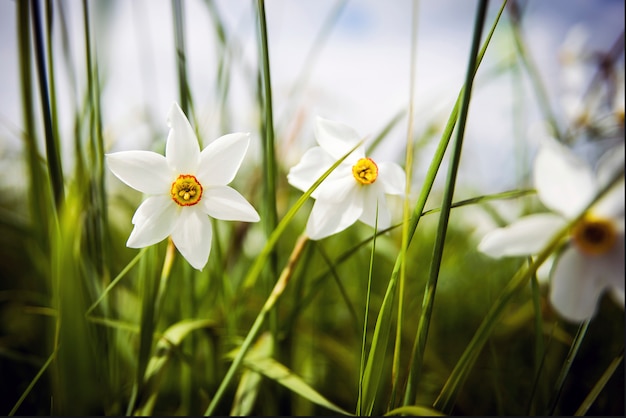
<box><xmin>0</xmin><ymin>0</ymin><xmax>624</xmax><ymax>201</ymax></box>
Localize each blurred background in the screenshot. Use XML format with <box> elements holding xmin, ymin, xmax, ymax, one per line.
<box><xmin>0</xmin><ymin>0</ymin><xmax>624</xmax><ymax>415</ymax></box>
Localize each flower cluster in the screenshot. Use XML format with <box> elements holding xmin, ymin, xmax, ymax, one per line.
<box><xmin>107</xmin><ymin>106</ymin><xmax>406</xmax><ymax>269</ymax></box>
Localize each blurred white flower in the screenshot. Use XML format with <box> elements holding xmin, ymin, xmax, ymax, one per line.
<box><xmin>558</xmin><ymin>24</ymin><xmax>625</xmax><ymax>139</ymax></box>
<box><xmin>479</xmin><ymin>139</ymin><xmax>625</xmax><ymax>322</ymax></box>
<box><xmin>287</xmin><ymin>117</ymin><xmax>405</xmax><ymax>240</ymax></box>
<box><xmin>106</xmin><ymin>102</ymin><xmax>259</xmax><ymax>271</ymax></box>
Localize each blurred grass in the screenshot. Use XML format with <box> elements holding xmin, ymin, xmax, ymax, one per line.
<box><xmin>0</xmin><ymin>0</ymin><xmax>623</xmax><ymax>416</ymax></box>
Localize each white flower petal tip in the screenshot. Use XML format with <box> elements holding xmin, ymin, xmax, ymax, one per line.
<box><xmin>534</xmin><ymin>140</ymin><xmax>595</xmax><ymax>218</ymax></box>
<box><xmin>107</xmin><ymin>103</ymin><xmax>260</xmax><ymax>270</ymax></box>
<box><xmin>314</xmin><ymin>116</ymin><xmax>364</xmax><ymax>160</ymax></box>
<box><xmin>289</xmin><ymin>117</ymin><xmax>406</xmax><ymax>240</ymax></box>
<box><xmin>197</xmin><ymin>132</ymin><xmax>252</xmax><ymax>186</ymax></box>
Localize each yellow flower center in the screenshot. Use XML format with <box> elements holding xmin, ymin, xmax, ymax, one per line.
<box><xmin>352</xmin><ymin>157</ymin><xmax>378</xmax><ymax>185</ymax></box>
<box><xmin>171</xmin><ymin>174</ymin><xmax>203</xmax><ymax>207</ymax></box>
<box><xmin>571</xmin><ymin>215</ymin><xmax>617</xmax><ymax>256</ymax></box>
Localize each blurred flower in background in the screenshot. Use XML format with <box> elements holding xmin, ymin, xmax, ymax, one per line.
<box><xmin>479</xmin><ymin>138</ymin><xmax>625</xmax><ymax>322</ymax></box>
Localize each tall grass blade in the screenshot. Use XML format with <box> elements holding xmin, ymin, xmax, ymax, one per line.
<box><xmin>361</xmin><ymin>2</ymin><xmax>507</xmax><ymax>413</ymax></box>
<box><xmin>433</xmin><ymin>168</ymin><xmax>625</xmax><ymax>414</ymax></box>
<box><xmin>30</xmin><ymin>0</ymin><xmax>64</xmax><ymax>208</ymax></box>
<box><xmin>405</xmin><ymin>0</ymin><xmax>490</xmax><ymax>404</ymax></box>
<box><xmin>574</xmin><ymin>347</ymin><xmax>624</xmax><ymax>416</ymax></box>
<box><xmin>229</xmin><ymin>332</ymin><xmax>354</xmax><ymax>416</ymax></box>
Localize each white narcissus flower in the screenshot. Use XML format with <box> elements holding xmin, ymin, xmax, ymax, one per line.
<box><xmin>479</xmin><ymin>139</ymin><xmax>625</xmax><ymax>322</ymax></box>
<box><xmin>287</xmin><ymin>116</ymin><xmax>405</xmax><ymax>240</ymax></box>
<box><xmin>106</xmin><ymin>102</ymin><xmax>260</xmax><ymax>271</ymax></box>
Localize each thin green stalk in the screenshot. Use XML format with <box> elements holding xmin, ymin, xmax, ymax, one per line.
<box><xmin>85</xmin><ymin>247</ymin><xmax>149</xmax><ymax>317</ymax></box>
<box><xmin>256</xmin><ymin>2</ymin><xmax>280</xmax><ymax>389</ymax></box>
<box><xmin>403</xmin><ymin>0</ymin><xmax>491</xmax><ymax>406</ymax></box>
<box><xmin>203</xmin><ymin>234</ymin><xmax>309</xmax><ymax>416</ymax></box>
<box><xmin>172</xmin><ymin>0</ymin><xmax>190</xmax><ymax>114</ymax></box>
<box><xmin>528</xmin><ymin>259</ymin><xmax>545</xmax><ymax>416</ymax></box>
<box><xmin>207</xmin><ymin>140</ymin><xmax>363</xmax><ymax>414</ymax></box>
<box><xmin>433</xmin><ymin>168</ymin><xmax>625</xmax><ymax>414</ymax></box>
<box><xmin>241</xmin><ymin>139</ymin><xmax>364</xmax><ymax>291</ymax></box>
<box><xmin>546</xmin><ymin>319</ymin><xmax>590</xmax><ymax>415</ymax></box>
<box><xmin>18</xmin><ymin>0</ymin><xmax>50</xmax><ymax>250</ymax></box>
<box><xmin>30</xmin><ymin>0</ymin><xmax>64</xmax><ymax>208</ymax></box>
<box><xmin>82</xmin><ymin>0</ymin><xmax>109</xmax><ymax>281</ymax></box>
<box><xmin>357</xmin><ymin>205</ymin><xmax>379</xmax><ymax>416</ymax></box>
<box><xmin>8</xmin><ymin>350</ymin><xmax>56</xmax><ymax>416</ymax></box>
<box><xmin>391</xmin><ymin>0</ymin><xmax>419</xmax><ymax>408</ymax></box>
<box><xmin>507</xmin><ymin>3</ymin><xmax>561</xmax><ymax>141</ymax></box>
<box><xmin>257</xmin><ymin>0</ymin><xmax>279</xmax><ymax>239</ymax></box>
<box><xmin>574</xmin><ymin>347</ymin><xmax>624</xmax><ymax>416</ymax></box>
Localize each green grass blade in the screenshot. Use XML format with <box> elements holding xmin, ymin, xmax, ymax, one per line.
<box><xmin>545</xmin><ymin>320</ymin><xmax>590</xmax><ymax>415</ymax></box>
<box><xmin>384</xmin><ymin>405</ymin><xmax>445</xmax><ymax>416</ymax></box>
<box><xmin>433</xmin><ymin>168</ymin><xmax>625</xmax><ymax>414</ymax></box>
<box><xmin>229</xmin><ymin>333</ymin><xmax>354</xmax><ymax>416</ymax></box>
<box><xmin>204</xmin><ymin>234</ymin><xmax>310</xmax><ymax>415</ymax></box>
<box><xmin>357</xmin><ymin>204</ymin><xmax>379</xmax><ymax>415</ymax></box>
<box><xmin>8</xmin><ymin>350</ymin><xmax>56</xmax><ymax>416</ymax></box>
<box><xmin>362</xmin><ymin>2</ymin><xmax>507</xmax><ymax>412</ymax></box>
<box><xmin>134</xmin><ymin>319</ymin><xmax>216</xmax><ymax>416</ymax></box>
<box><xmin>574</xmin><ymin>347</ymin><xmax>624</xmax><ymax>416</ymax></box>
<box><xmin>172</xmin><ymin>0</ymin><xmax>190</xmax><ymax>114</ymax></box>
<box><xmin>30</xmin><ymin>0</ymin><xmax>64</xmax><ymax>208</ymax></box>
<box><xmin>405</xmin><ymin>0</ymin><xmax>490</xmax><ymax>404</ymax></box>
<box><xmin>241</xmin><ymin>139</ymin><xmax>364</xmax><ymax>291</ymax></box>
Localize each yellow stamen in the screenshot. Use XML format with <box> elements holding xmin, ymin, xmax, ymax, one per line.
<box><xmin>352</xmin><ymin>157</ymin><xmax>378</xmax><ymax>185</ymax></box>
<box><xmin>571</xmin><ymin>214</ymin><xmax>617</xmax><ymax>256</ymax></box>
<box><xmin>171</xmin><ymin>174</ymin><xmax>203</xmax><ymax>207</ymax></box>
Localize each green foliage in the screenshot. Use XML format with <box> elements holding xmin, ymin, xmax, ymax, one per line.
<box><xmin>0</xmin><ymin>0</ymin><xmax>623</xmax><ymax>416</ymax></box>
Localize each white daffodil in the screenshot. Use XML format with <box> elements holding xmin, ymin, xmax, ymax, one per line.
<box><xmin>287</xmin><ymin>116</ymin><xmax>405</xmax><ymax>240</ymax></box>
<box><xmin>106</xmin><ymin>102</ymin><xmax>260</xmax><ymax>271</ymax></box>
<box><xmin>479</xmin><ymin>139</ymin><xmax>625</xmax><ymax>322</ymax></box>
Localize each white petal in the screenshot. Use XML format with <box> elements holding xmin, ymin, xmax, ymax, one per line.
<box><xmin>478</xmin><ymin>213</ymin><xmax>567</xmax><ymax>258</ymax></box>
<box><xmin>359</xmin><ymin>185</ymin><xmax>391</xmax><ymax>230</ymax></box>
<box><xmin>106</xmin><ymin>151</ymin><xmax>171</xmax><ymax>195</ymax></box>
<box><xmin>592</xmin><ymin>179</ymin><xmax>625</xmax><ymax>221</ymax></box>
<box><xmin>197</xmin><ymin>132</ymin><xmax>250</xmax><ymax>186</ymax></box>
<box><xmin>589</xmin><ymin>235</ymin><xmax>625</xmax><ymax>291</ymax></box>
<box><xmin>127</xmin><ymin>195</ymin><xmax>179</xmax><ymax>248</ymax></box>
<box><xmin>534</xmin><ymin>139</ymin><xmax>596</xmax><ymax>218</ymax></box>
<box><xmin>316</xmin><ymin>170</ymin><xmax>356</xmax><ymax>202</ymax></box>
<box><xmin>201</xmin><ymin>186</ymin><xmax>260</xmax><ymax>222</ymax></box>
<box><xmin>287</xmin><ymin>147</ymin><xmax>345</xmax><ymax>198</ymax></box>
<box><xmin>171</xmin><ymin>207</ymin><xmax>213</xmax><ymax>271</ymax></box>
<box><xmin>306</xmin><ymin>188</ymin><xmax>363</xmax><ymax>240</ymax></box>
<box><xmin>314</xmin><ymin>116</ymin><xmax>365</xmax><ymax>160</ymax></box>
<box><xmin>166</xmin><ymin>102</ymin><xmax>201</xmax><ymax>174</ymax></box>
<box><xmin>377</xmin><ymin>161</ymin><xmax>406</xmax><ymax>196</ymax></box>
<box><xmin>549</xmin><ymin>247</ymin><xmax>606</xmax><ymax>322</ymax></box>
<box><xmin>593</xmin><ymin>143</ymin><xmax>625</xmax><ymax>219</ymax></box>
<box><xmin>597</xmin><ymin>142</ymin><xmax>625</xmax><ymax>186</ymax></box>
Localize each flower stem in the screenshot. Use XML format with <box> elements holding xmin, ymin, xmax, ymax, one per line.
<box><xmin>30</xmin><ymin>0</ymin><xmax>64</xmax><ymax>209</ymax></box>
<box><xmin>403</xmin><ymin>0</ymin><xmax>490</xmax><ymax>405</ymax></box>
<box><xmin>203</xmin><ymin>233</ymin><xmax>309</xmax><ymax>416</ymax></box>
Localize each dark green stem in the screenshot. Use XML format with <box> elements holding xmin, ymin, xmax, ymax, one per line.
<box><xmin>404</xmin><ymin>0</ymin><xmax>490</xmax><ymax>405</ymax></box>
<box><xmin>30</xmin><ymin>0</ymin><xmax>64</xmax><ymax>209</ymax></box>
